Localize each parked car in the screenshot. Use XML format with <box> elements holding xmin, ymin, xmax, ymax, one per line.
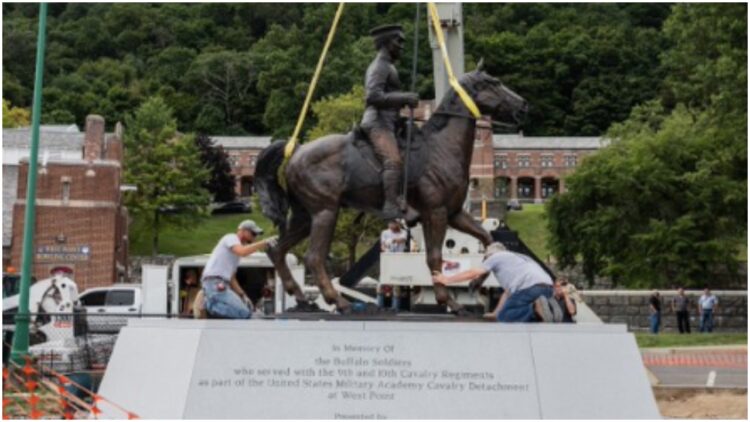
<box><xmin>211</xmin><ymin>201</ymin><xmax>252</xmax><ymax>214</ymax></box>
<box><xmin>506</xmin><ymin>199</ymin><xmax>523</xmax><ymax>211</ymax></box>
<box><xmin>77</xmin><ymin>285</ymin><xmax>142</xmax><ymax>333</ymax></box>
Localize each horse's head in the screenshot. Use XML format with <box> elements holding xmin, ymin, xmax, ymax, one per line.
<box><xmin>461</xmin><ymin>60</ymin><xmax>528</xmax><ymax>127</ymax></box>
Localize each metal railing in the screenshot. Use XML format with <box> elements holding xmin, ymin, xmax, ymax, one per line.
<box><xmin>3</xmin><ymin>312</ymin><xmax>182</xmax><ymax>375</ymax></box>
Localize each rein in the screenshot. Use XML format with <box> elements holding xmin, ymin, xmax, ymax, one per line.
<box><xmin>426</xmin><ymin>110</ymin><xmax>518</xmax><ymax>130</ymax></box>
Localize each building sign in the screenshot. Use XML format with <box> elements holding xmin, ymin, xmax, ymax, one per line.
<box><xmin>36</xmin><ymin>245</ymin><xmax>91</xmax><ymax>262</ymax></box>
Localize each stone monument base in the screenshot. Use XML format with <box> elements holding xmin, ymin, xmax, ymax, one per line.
<box><xmin>98</xmin><ymin>319</ymin><xmax>659</xmax><ymax>419</ymax></box>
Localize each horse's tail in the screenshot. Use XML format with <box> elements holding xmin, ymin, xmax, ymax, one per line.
<box><xmin>255</xmin><ymin>140</ymin><xmax>293</xmax><ymax>232</ymax></box>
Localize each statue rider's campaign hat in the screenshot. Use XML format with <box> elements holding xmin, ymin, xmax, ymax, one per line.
<box><xmin>370</xmin><ymin>24</ymin><xmax>405</xmax><ymax>42</ymax></box>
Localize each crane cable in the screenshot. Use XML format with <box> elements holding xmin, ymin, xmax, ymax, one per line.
<box><xmin>427</xmin><ymin>2</ymin><xmax>481</xmax><ymax>118</ymax></box>
<box><xmin>278</xmin><ymin>2</ymin><xmax>345</xmax><ymax>190</ymax></box>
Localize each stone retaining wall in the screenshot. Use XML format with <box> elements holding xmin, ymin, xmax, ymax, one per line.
<box><xmin>581</xmin><ymin>290</ymin><xmax>747</xmax><ymax>332</ymax></box>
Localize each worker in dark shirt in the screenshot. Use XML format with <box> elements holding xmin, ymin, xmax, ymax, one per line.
<box><xmin>549</xmin><ymin>278</ymin><xmax>577</xmax><ymax>323</ymax></box>
<box><xmin>649</xmin><ymin>291</ymin><xmax>662</xmax><ymax>334</ymax></box>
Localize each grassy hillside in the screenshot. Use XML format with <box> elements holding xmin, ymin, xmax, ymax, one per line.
<box><xmin>131</xmin><ymin>202</ymin><xmax>555</xmax><ymax>259</ymax></box>
<box><xmin>505</xmin><ymin>204</ymin><xmax>551</xmax><ymax>261</ymax></box>
<box><xmin>129</xmin><ymin>207</ymin><xmax>275</xmax><ymax>257</ymax></box>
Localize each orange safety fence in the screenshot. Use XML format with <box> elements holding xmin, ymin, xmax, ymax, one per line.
<box><xmin>2</xmin><ymin>354</ymin><xmax>138</xmax><ymax>419</ymax></box>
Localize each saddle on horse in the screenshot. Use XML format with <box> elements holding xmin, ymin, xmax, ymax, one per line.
<box><xmin>343</xmin><ymin>118</ymin><xmax>428</xmax><ymax>191</ymax></box>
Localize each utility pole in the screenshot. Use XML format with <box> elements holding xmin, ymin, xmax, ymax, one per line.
<box><xmin>11</xmin><ymin>2</ymin><xmax>48</xmax><ymax>364</ymax></box>
<box><xmin>427</xmin><ymin>3</ymin><xmax>504</xmax><ymax>221</ymax></box>
<box><xmin>428</xmin><ymin>3</ymin><xmax>464</xmax><ymax>104</ymax></box>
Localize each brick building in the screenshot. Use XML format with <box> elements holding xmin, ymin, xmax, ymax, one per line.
<box><xmin>211</xmin><ymin>136</ymin><xmax>272</xmax><ymax>198</ymax></box>
<box><xmin>5</xmin><ymin>115</ymin><xmax>129</xmax><ymax>290</ymax></box>
<box><xmin>206</xmin><ymin>105</ymin><xmax>606</xmax><ymax>207</ymax></box>
<box><xmin>3</xmin><ymin>124</ymin><xmax>83</xmax><ymax>264</ymax></box>
<box><xmin>489</xmin><ymin>133</ymin><xmax>607</xmax><ymax>203</ymax></box>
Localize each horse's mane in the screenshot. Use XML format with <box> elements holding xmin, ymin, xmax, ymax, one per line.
<box><xmin>422</xmin><ymin>71</ymin><xmax>484</xmax><ymax>135</ymax></box>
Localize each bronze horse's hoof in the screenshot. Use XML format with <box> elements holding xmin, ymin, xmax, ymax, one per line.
<box><xmin>452</xmin><ymin>307</ymin><xmax>478</xmax><ymax>318</ymax></box>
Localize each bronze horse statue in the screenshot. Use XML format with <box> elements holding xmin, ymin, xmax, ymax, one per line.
<box><xmin>256</xmin><ymin>66</ymin><xmax>528</xmax><ymax>314</ymax></box>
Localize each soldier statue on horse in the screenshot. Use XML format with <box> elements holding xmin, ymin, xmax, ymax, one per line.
<box><xmin>256</xmin><ymin>24</ymin><xmax>528</xmax><ymax>315</ymax></box>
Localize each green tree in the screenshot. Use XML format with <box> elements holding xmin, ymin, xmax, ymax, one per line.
<box><xmin>547</xmin><ymin>4</ymin><xmax>747</xmax><ymax>288</ymax></box>
<box><xmin>308</xmin><ymin>85</ymin><xmax>364</xmax><ymax>140</ymax></box>
<box><xmin>660</xmin><ymin>3</ymin><xmax>747</xmax><ymax>113</ymax></box>
<box><xmin>465</xmin><ymin>3</ymin><xmax>668</xmax><ymax>135</ymax></box>
<box><xmin>184</xmin><ymin>50</ymin><xmax>259</xmax><ymax>134</ymax></box>
<box><xmin>2</xmin><ymin>99</ymin><xmax>30</xmax><ymax>127</ymax></box>
<box><xmin>195</xmin><ymin>134</ymin><xmax>236</xmax><ymax>203</ymax></box>
<box><xmin>123</xmin><ymin>96</ymin><xmax>211</xmax><ymax>256</ymax></box>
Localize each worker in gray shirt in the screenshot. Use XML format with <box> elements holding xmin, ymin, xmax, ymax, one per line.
<box><xmin>698</xmin><ymin>288</ymin><xmax>719</xmax><ymax>333</ymax></box>
<box><xmin>201</xmin><ymin>220</ymin><xmax>276</xmax><ymax>319</ymax></box>
<box><xmin>433</xmin><ymin>243</ymin><xmax>554</xmax><ymax>322</ymax></box>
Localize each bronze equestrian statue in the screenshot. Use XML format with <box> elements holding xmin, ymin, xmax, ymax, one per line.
<box><xmin>256</xmin><ymin>31</ymin><xmax>528</xmax><ymax>315</ymax></box>
<box><xmin>361</xmin><ymin>24</ymin><xmax>419</xmax><ymax>219</ymax></box>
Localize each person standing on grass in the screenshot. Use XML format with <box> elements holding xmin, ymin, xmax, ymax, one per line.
<box><xmin>671</xmin><ymin>287</ymin><xmax>691</xmax><ymax>334</ymax></box>
<box><xmin>649</xmin><ymin>291</ymin><xmax>662</xmax><ymax>334</ymax></box>
<box><xmin>698</xmin><ymin>287</ymin><xmax>719</xmax><ymax>333</ymax></box>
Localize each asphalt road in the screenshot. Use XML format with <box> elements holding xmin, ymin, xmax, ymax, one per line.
<box><xmin>649</xmin><ymin>366</ymin><xmax>747</xmax><ymax>389</ymax></box>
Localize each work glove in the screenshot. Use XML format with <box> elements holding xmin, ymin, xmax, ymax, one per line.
<box><xmin>265</xmin><ymin>235</ymin><xmax>279</xmax><ymax>250</ymax></box>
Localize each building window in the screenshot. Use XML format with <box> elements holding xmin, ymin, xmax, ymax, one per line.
<box><xmin>494</xmin><ymin>155</ymin><xmax>508</xmax><ymax>169</ymax></box>
<box><xmin>564</xmin><ymin>155</ymin><xmax>577</xmax><ymax>167</ymax></box>
<box><xmin>541</xmin><ymin>155</ymin><xmax>554</xmax><ymax>168</ymax></box>
<box><xmin>494</xmin><ymin>178</ymin><xmax>508</xmax><ymax>198</ymax></box>
<box><xmin>61</xmin><ymin>177</ymin><xmax>71</xmax><ymax>205</ymax></box>
<box><xmin>517</xmin><ymin>155</ymin><xmax>531</xmax><ymax>168</ymax></box>
<box><xmin>250</xmin><ymin>156</ymin><xmax>257</xmax><ymax>166</ymax></box>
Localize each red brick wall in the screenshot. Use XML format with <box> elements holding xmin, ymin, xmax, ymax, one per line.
<box><xmin>11</xmin><ymin>204</ymin><xmax>118</xmax><ymax>290</ymax></box>
<box><xmin>11</xmin><ymin>161</ymin><xmax>125</xmax><ymax>290</ymax></box>
<box><xmin>17</xmin><ymin>162</ymin><xmax>121</xmax><ymax>203</ymax></box>
<box><xmin>227</xmin><ymin>148</ymin><xmax>263</xmax><ymax>196</ymax></box>
<box><xmin>83</xmin><ymin>115</ymin><xmax>105</xmax><ymax>161</ymax></box>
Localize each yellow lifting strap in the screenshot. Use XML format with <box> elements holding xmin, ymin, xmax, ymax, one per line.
<box><xmin>427</xmin><ymin>3</ymin><xmax>481</xmax><ymax>119</ymax></box>
<box><xmin>279</xmin><ymin>2</ymin><xmax>345</xmax><ymax>190</ymax></box>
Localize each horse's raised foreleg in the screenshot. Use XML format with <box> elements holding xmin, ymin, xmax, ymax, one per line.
<box><xmin>448</xmin><ymin>210</ymin><xmax>493</xmax><ymax>246</ymax></box>
<box><xmin>448</xmin><ymin>210</ymin><xmax>493</xmax><ymax>291</ymax></box>
<box><xmin>305</xmin><ymin>208</ymin><xmax>351</xmax><ymax>312</ymax></box>
<box><xmin>268</xmin><ymin>209</ymin><xmax>311</xmax><ymax>304</ymax></box>
<box><xmin>423</xmin><ymin>208</ymin><xmax>464</xmax><ymax>313</ymax></box>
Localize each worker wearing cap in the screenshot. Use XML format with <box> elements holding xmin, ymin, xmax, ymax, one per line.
<box><xmin>201</xmin><ymin>220</ymin><xmax>277</xmax><ymax>319</ymax></box>
<box><xmin>361</xmin><ymin>24</ymin><xmax>420</xmax><ymax>218</ymax></box>
<box><xmin>432</xmin><ymin>243</ymin><xmax>555</xmax><ymax>322</ymax></box>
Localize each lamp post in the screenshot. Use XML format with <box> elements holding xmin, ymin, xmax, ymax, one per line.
<box><xmin>11</xmin><ymin>2</ymin><xmax>48</xmax><ymax>364</ymax></box>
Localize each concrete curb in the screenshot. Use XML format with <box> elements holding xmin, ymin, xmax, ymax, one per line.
<box><xmin>641</xmin><ymin>345</ymin><xmax>747</xmax><ymax>353</ymax></box>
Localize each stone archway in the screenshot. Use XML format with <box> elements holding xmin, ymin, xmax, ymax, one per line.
<box><xmin>541</xmin><ymin>177</ymin><xmax>560</xmax><ymax>200</ymax></box>
<box><xmin>494</xmin><ymin>176</ymin><xmax>510</xmax><ymax>199</ymax></box>
<box><xmin>517</xmin><ymin>176</ymin><xmax>535</xmax><ymax>202</ymax></box>
<box><xmin>240</xmin><ymin>176</ymin><xmax>254</xmax><ymax>197</ymax></box>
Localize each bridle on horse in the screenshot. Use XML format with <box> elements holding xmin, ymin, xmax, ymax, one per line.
<box><xmin>422</xmin><ymin>110</ymin><xmax>519</xmax><ymax>130</ymax></box>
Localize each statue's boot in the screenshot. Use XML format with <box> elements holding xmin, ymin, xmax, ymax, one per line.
<box><xmin>381</xmin><ymin>167</ymin><xmax>404</xmax><ymax>219</ymax></box>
